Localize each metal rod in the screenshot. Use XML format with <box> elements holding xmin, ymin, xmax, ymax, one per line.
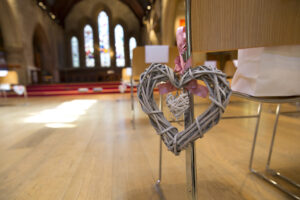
<box><xmin>3</xmin><ymin>90</ymin><xmax>7</xmax><ymax>101</ymax></box>
<box><xmin>265</xmin><ymin>104</ymin><xmax>300</xmax><ymax>189</ymax></box>
<box><xmin>248</xmin><ymin>103</ymin><xmax>300</xmax><ymax>199</ymax></box>
<box><xmin>249</xmin><ymin>103</ymin><xmax>263</xmax><ymax>171</ymax></box>
<box><xmin>157</xmin><ymin>136</ymin><xmax>162</xmax><ymax>184</ymax></box>
<box><xmin>266</xmin><ymin>168</ymin><xmax>300</xmax><ymax>188</ymax></box>
<box><xmin>185</xmin><ymin>0</ymin><xmax>192</xmax><ymax>59</ymax></box>
<box><xmin>251</xmin><ymin>170</ymin><xmax>300</xmax><ymax>200</ymax></box>
<box><xmin>222</xmin><ymin>115</ymin><xmax>260</xmax><ymax>119</ymax></box>
<box><xmin>130</xmin><ymin>75</ymin><xmax>135</xmax><ymax>129</ymax></box>
<box><xmin>232</xmin><ymin>91</ymin><xmax>300</xmax><ymax>103</ymax></box>
<box><xmin>185</xmin><ymin>140</ymin><xmax>197</xmax><ymax>200</ymax></box>
<box><xmin>266</xmin><ymin>104</ymin><xmax>281</xmax><ymax>169</ymax></box>
<box><xmin>24</xmin><ymin>86</ymin><xmax>28</xmax><ymax>105</ymax></box>
<box><xmin>154</xmin><ymin>95</ymin><xmax>166</xmax><ymax>199</ymax></box>
<box><xmin>185</xmin><ymin>92</ymin><xmax>197</xmax><ymax>200</ymax></box>
<box><xmin>185</xmin><ymin>0</ymin><xmax>197</xmax><ymax>199</ymax></box>
<box><xmin>157</xmin><ymin>94</ymin><xmax>163</xmax><ymax>185</ymax></box>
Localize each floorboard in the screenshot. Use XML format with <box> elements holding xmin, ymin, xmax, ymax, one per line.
<box><xmin>0</xmin><ymin>94</ymin><xmax>299</xmax><ymax>200</ymax></box>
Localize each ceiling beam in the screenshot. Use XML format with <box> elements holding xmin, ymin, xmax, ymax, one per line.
<box><xmin>41</xmin><ymin>0</ymin><xmax>145</xmax><ymax>26</ymax></box>
<box><xmin>119</xmin><ymin>0</ymin><xmax>145</xmax><ymax>21</ymax></box>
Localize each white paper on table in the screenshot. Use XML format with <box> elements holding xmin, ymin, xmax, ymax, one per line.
<box><xmin>13</xmin><ymin>85</ymin><xmax>25</xmax><ymax>95</ymax></box>
<box><xmin>0</xmin><ymin>84</ymin><xmax>10</xmax><ymax>91</ymax></box>
<box><xmin>145</xmin><ymin>45</ymin><xmax>169</xmax><ymax>63</ymax></box>
<box><xmin>204</xmin><ymin>61</ymin><xmax>217</xmax><ymax>68</ymax></box>
<box><xmin>231</xmin><ymin>45</ymin><xmax>300</xmax><ymax>96</ymax></box>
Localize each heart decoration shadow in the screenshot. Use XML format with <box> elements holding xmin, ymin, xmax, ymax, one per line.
<box><xmin>137</xmin><ymin>63</ymin><xmax>232</xmax><ymax>155</ymax></box>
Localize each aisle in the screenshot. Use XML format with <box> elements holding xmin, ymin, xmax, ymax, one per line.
<box><xmin>0</xmin><ymin>94</ymin><xmax>299</xmax><ymax>200</ymax></box>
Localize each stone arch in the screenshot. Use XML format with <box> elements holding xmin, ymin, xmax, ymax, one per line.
<box><xmin>0</xmin><ymin>1</ymin><xmax>21</xmax><ymax>49</ymax></box>
<box><xmin>0</xmin><ymin>0</ymin><xmax>23</xmax><ymax>64</ymax></box>
<box><xmin>32</xmin><ymin>23</ymin><xmax>53</xmax><ymax>83</ymax></box>
<box><xmin>91</xmin><ymin>3</ymin><xmax>113</xmax><ymax>22</ymax></box>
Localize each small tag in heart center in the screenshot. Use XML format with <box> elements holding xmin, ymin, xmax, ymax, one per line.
<box><xmin>166</xmin><ymin>93</ymin><xmax>190</xmax><ymax>120</ymax></box>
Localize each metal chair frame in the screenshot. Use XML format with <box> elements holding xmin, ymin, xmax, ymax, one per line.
<box><xmin>0</xmin><ymin>86</ymin><xmax>28</xmax><ymax>105</ymax></box>
<box><xmin>223</xmin><ymin>92</ymin><xmax>300</xmax><ymax>200</ymax></box>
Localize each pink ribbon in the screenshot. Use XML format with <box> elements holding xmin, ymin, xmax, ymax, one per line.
<box><xmin>157</xmin><ymin>26</ymin><xmax>208</xmax><ymax>97</ymax></box>
<box><xmin>174</xmin><ymin>26</ymin><xmax>192</xmax><ymax>75</ymax></box>
<box><xmin>158</xmin><ymin>80</ymin><xmax>208</xmax><ymax>98</ymax></box>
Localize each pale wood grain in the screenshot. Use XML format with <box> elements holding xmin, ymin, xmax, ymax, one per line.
<box><xmin>191</xmin><ymin>0</ymin><xmax>300</xmax><ymax>52</ymax></box>
<box><xmin>0</xmin><ymin>95</ymin><xmax>299</xmax><ymax>199</ymax></box>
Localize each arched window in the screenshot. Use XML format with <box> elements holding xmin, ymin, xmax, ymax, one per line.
<box><xmin>71</xmin><ymin>36</ymin><xmax>80</xmax><ymax>67</ymax></box>
<box><xmin>114</xmin><ymin>24</ymin><xmax>125</xmax><ymax>67</ymax></box>
<box><xmin>98</xmin><ymin>11</ymin><xmax>111</xmax><ymax>67</ymax></box>
<box><xmin>84</xmin><ymin>25</ymin><xmax>95</xmax><ymax>67</ymax></box>
<box><xmin>129</xmin><ymin>37</ymin><xmax>137</xmax><ymax>61</ymax></box>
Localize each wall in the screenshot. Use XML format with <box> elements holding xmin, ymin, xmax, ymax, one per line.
<box><xmin>142</xmin><ymin>0</ymin><xmax>162</xmax><ymax>45</ymax></box>
<box><xmin>0</xmin><ymin>0</ymin><xmax>65</xmax><ymax>84</ymax></box>
<box><xmin>145</xmin><ymin>0</ymin><xmax>185</xmax><ymax>46</ymax></box>
<box><xmin>161</xmin><ymin>0</ymin><xmax>179</xmax><ymax>45</ymax></box>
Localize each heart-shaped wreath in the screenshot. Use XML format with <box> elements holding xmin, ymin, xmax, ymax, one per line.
<box><xmin>137</xmin><ymin>63</ymin><xmax>231</xmax><ymax>155</ymax></box>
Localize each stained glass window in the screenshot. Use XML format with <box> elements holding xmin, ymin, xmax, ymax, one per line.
<box><xmin>114</xmin><ymin>25</ymin><xmax>125</xmax><ymax>67</ymax></box>
<box><xmin>84</xmin><ymin>25</ymin><xmax>95</xmax><ymax>67</ymax></box>
<box><xmin>71</xmin><ymin>36</ymin><xmax>80</xmax><ymax>67</ymax></box>
<box><xmin>98</xmin><ymin>11</ymin><xmax>111</xmax><ymax>67</ymax></box>
<box><xmin>129</xmin><ymin>37</ymin><xmax>137</xmax><ymax>61</ymax></box>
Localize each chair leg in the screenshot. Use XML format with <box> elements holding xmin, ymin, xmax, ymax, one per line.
<box><xmin>154</xmin><ymin>95</ymin><xmax>166</xmax><ymax>199</ymax></box>
<box><xmin>24</xmin><ymin>86</ymin><xmax>28</xmax><ymax>105</ymax></box>
<box><xmin>249</xmin><ymin>103</ymin><xmax>263</xmax><ymax>172</ymax></box>
<box><xmin>265</xmin><ymin>104</ymin><xmax>300</xmax><ymax>188</ymax></box>
<box><xmin>130</xmin><ymin>76</ymin><xmax>135</xmax><ymax>129</ymax></box>
<box><xmin>157</xmin><ymin>94</ymin><xmax>163</xmax><ymax>185</ymax></box>
<box><xmin>157</xmin><ymin>136</ymin><xmax>163</xmax><ymax>185</ymax></box>
<box><xmin>249</xmin><ymin>103</ymin><xmax>300</xmax><ymax>200</ymax></box>
<box><xmin>266</xmin><ymin>104</ymin><xmax>281</xmax><ymax>170</ymax></box>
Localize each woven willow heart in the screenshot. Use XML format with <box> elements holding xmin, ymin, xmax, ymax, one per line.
<box><xmin>137</xmin><ymin>64</ymin><xmax>232</xmax><ymax>155</ymax></box>
<box><xmin>166</xmin><ymin>93</ymin><xmax>190</xmax><ymax>120</ymax></box>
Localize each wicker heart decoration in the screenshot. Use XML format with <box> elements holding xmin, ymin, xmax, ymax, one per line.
<box><xmin>137</xmin><ymin>63</ymin><xmax>231</xmax><ymax>155</ymax></box>
<box><xmin>166</xmin><ymin>93</ymin><xmax>190</xmax><ymax>120</ymax></box>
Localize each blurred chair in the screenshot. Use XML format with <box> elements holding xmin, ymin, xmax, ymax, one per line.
<box><xmin>223</xmin><ymin>60</ymin><xmax>236</xmax><ymax>78</ymax></box>
<box><xmin>223</xmin><ymin>92</ymin><xmax>300</xmax><ymax>199</ymax></box>
<box><xmin>222</xmin><ymin>46</ymin><xmax>300</xmax><ymax>199</ymax></box>
<box><xmin>121</xmin><ymin>67</ymin><xmax>132</xmax><ymax>84</ymax></box>
<box><xmin>0</xmin><ymin>71</ymin><xmax>28</xmax><ymax>103</ymax></box>
<box><xmin>131</xmin><ymin>46</ymin><xmax>179</xmax><ymax>128</ymax></box>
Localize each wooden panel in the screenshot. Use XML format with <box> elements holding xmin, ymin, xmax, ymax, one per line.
<box><xmin>191</xmin><ymin>0</ymin><xmax>300</xmax><ymax>52</ymax></box>
<box><xmin>132</xmin><ymin>46</ymin><xmax>178</xmax><ymax>77</ymax></box>
<box><xmin>0</xmin><ymin>71</ymin><xmax>18</xmax><ymax>84</ymax></box>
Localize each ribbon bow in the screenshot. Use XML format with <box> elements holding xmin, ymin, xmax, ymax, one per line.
<box><xmin>158</xmin><ymin>80</ymin><xmax>208</xmax><ymax>98</ymax></box>
<box><xmin>158</xmin><ymin>26</ymin><xmax>208</xmax><ymax>97</ymax></box>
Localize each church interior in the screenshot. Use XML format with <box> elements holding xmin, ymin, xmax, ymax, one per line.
<box><xmin>0</xmin><ymin>0</ymin><xmax>299</xmax><ymax>199</ymax></box>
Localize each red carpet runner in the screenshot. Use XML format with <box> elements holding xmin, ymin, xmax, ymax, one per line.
<box><xmin>8</xmin><ymin>82</ymin><xmax>138</xmax><ymax>97</ymax></box>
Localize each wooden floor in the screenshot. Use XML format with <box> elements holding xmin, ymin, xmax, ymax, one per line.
<box><xmin>0</xmin><ymin>94</ymin><xmax>299</xmax><ymax>200</ymax></box>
